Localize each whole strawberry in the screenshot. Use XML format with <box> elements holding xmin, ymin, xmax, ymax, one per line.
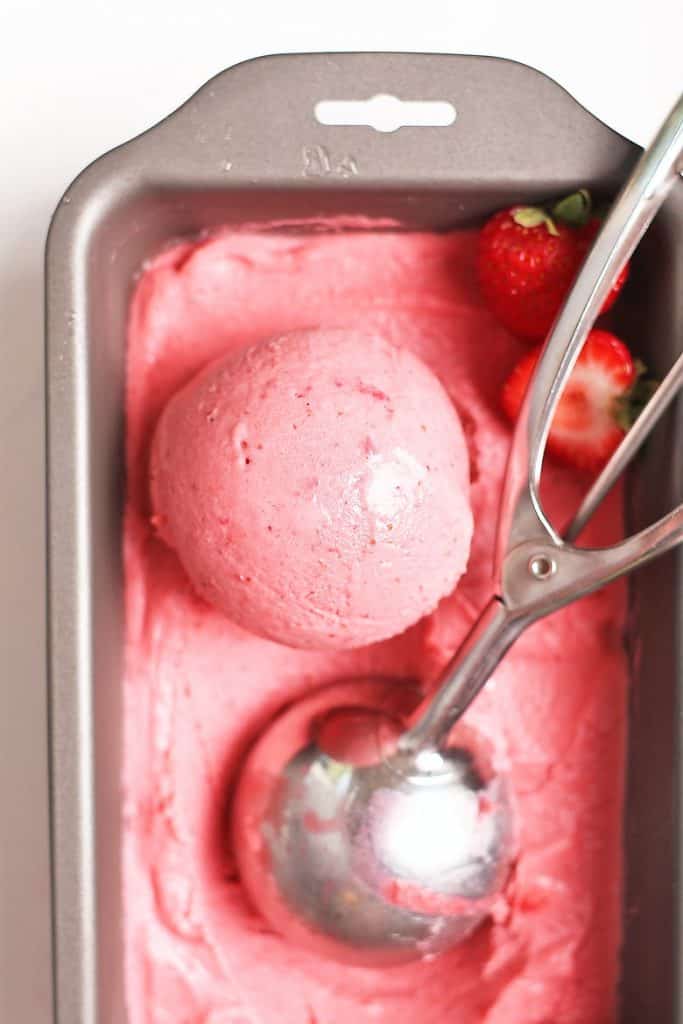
<box><xmin>578</xmin><ymin>216</ymin><xmax>630</xmax><ymax>314</ymax></box>
<box><xmin>478</xmin><ymin>190</ymin><xmax>629</xmax><ymax>341</ymax></box>
<box><xmin>501</xmin><ymin>328</ymin><xmax>652</xmax><ymax>472</ymax></box>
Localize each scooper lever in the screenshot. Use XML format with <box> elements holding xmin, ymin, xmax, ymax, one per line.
<box><xmin>399</xmin><ymin>93</ymin><xmax>683</xmax><ymax>755</ymax></box>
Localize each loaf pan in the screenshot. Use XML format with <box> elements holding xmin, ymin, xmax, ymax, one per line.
<box><xmin>45</xmin><ymin>52</ymin><xmax>683</xmax><ymax>1023</ymax></box>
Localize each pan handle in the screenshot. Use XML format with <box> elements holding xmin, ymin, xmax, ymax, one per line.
<box><xmin>105</xmin><ymin>53</ymin><xmax>634</xmax><ymax>197</ymax></box>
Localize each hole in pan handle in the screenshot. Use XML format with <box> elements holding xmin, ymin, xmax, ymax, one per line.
<box><xmin>315</xmin><ymin>94</ymin><xmax>457</xmax><ymax>133</ymax></box>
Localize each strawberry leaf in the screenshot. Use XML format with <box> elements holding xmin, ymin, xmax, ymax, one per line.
<box><xmin>613</xmin><ymin>362</ymin><xmax>659</xmax><ymax>431</ymax></box>
<box><xmin>552</xmin><ymin>189</ymin><xmax>592</xmax><ymax>228</ymax></box>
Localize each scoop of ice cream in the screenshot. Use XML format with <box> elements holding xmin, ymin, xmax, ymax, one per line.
<box><xmin>149</xmin><ymin>327</ymin><xmax>473</xmax><ymax>649</ymax></box>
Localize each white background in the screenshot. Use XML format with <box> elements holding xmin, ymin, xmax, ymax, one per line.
<box><xmin>1</xmin><ymin>0</ymin><xmax>680</xmax><ymax>1019</ymax></box>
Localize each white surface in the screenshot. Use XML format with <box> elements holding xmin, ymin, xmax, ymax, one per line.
<box><xmin>0</xmin><ymin>0</ymin><xmax>680</xmax><ymax>1019</ymax></box>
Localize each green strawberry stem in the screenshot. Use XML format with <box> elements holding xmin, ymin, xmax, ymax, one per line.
<box><xmin>512</xmin><ymin>207</ymin><xmax>560</xmax><ymax>236</ymax></box>
<box><xmin>513</xmin><ymin>188</ymin><xmax>593</xmax><ymax>236</ymax></box>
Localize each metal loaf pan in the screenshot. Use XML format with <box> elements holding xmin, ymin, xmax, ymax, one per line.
<box><xmin>45</xmin><ymin>53</ymin><xmax>683</xmax><ymax>1023</ymax></box>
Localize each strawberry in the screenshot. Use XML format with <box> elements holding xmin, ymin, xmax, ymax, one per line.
<box><xmin>478</xmin><ymin>191</ymin><xmax>629</xmax><ymax>341</ymax></box>
<box><xmin>501</xmin><ymin>329</ymin><xmax>648</xmax><ymax>472</ymax></box>
<box><xmin>578</xmin><ymin>216</ymin><xmax>630</xmax><ymax>313</ymax></box>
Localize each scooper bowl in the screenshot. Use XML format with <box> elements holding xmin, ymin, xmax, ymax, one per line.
<box><xmin>233</xmin><ymin>678</ymin><xmax>513</xmax><ymax>965</ymax></box>
<box><xmin>232</xmin><ymin>94</ymin><xmax>683</xmax><ymax>965</ymax></box>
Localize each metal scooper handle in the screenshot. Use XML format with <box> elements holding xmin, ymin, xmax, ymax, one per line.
<box><xmin>399</xmin><ymin>94</ymin><xmax>683</xmax><ymax>756</ymax></box>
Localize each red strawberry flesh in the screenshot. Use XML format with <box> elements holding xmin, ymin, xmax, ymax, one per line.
<box><xmin>479</xmin><ymin>201</ymin><xmax>630</xmax><ymax>342</ymax></box>
<box><xmin>501</xmin><ymin>329</ymin><xmax>637</xmax><ymax>472</ymax></box>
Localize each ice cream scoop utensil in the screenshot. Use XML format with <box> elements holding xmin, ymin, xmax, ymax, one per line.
<box><xmin>232</xmin><ymin>94</ymin><xmax>683</xmax><ymax>965</ymax></box>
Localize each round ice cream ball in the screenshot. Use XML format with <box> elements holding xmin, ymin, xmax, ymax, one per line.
<box><xmin>149</xmin><ymin>328</ymin><xmax>473</xmax><ymax>649</ymax></box>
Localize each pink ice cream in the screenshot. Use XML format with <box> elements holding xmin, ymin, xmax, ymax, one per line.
<box><xmin>149</xmin><ymin>327</ymin><xmax>473</xmax><ymax>649</ymax></box>
<box><xmin>124</xmin><ymin>227</ymin><xmax>627</xmax><ymax>1024</ymax></box>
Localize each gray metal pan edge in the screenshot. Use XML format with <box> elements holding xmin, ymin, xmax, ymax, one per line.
<box><xmin>45</xmin><ymin>52</ymin><xmax>683</xmax><ymax>1024</ymax></box>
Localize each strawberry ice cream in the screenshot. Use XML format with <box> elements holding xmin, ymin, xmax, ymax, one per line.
<box><xmin>124</xmin><ymin>226</ymin><xmax>627</xmax><ymax>1023</ymax></box>
<box><xmin>149</xmin><ymin>327</ymin><xmax>473</xmax><ymax>649</ymax></box>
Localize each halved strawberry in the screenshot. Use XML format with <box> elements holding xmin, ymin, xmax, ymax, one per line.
<box><xmin>501</xmin><ymin>329</ymin><xmax>641</xmax><ymax>472</ymax></box>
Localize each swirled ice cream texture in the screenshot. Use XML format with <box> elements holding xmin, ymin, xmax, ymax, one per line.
<box><xmin>124</xmin><ymin>227</ymin><xmax>627</xmax><ymax>1023</ymax></box>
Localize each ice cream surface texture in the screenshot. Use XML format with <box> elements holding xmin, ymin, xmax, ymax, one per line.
<box><xmin>124</xmin><ymin>226</ymin><xmax>627</xmax><ymax>1024</ymax></box>
<box><xmin>149</xmin><ymin>327</ymin><xmax>473</xmax><ymax>649</ymax></box>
